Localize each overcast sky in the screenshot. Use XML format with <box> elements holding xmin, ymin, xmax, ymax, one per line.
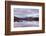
<box><xmin>14</xmin><ymin>8</ymin><xmax>39</xmax><ymax>18</ymax></box>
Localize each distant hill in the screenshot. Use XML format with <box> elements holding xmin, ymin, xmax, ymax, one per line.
<box><xmin>14</xmin><ymin>16</ymin><xmax>39</xmax><ymax>22</ymax></box>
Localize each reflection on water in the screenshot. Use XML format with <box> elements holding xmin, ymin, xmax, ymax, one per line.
<box><xmin>14</xmin><ymin>21</ymin><xmax>39</xmax><ymax>27</ymax></box>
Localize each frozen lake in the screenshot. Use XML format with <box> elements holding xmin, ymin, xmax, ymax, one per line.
<box><xmin>14</xmin><ymin>21</ymin><xmax>39</xmax><ymax>27</ymax></box>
